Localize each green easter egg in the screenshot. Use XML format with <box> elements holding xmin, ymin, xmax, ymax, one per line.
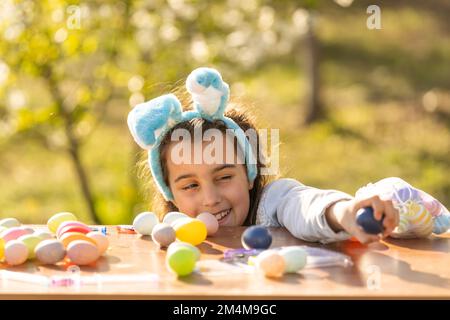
<box><xmin>166</xmin><ymin>247</ymin><xmax>197</xmax><ymax>277</ymax></box>
<box><xmin>18</xmin><ymin>234</ymin><xmax>43</xmax><ymax>259</ymax></box>
<box><xmin>47</xmin><ymin>212</ymin><xmax>78</xmax><ymax>234</ymax></box>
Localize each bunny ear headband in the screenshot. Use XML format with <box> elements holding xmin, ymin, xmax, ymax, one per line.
<box><xmin>127</xmin><ymin>67</ymin><xmax>257</xmax><ymax>201</ymax></box>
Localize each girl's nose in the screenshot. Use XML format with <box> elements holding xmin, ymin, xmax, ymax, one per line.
<box><xmin>202</xmin><ymin>185</ymin><xmax>222</xmax><ymax>208</ymax></box>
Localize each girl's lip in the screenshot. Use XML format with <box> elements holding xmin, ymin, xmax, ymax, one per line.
<box><xmin>218</xmin><ymin>209</ymin><xmax>232</xmax><ymax>226</ymax></box>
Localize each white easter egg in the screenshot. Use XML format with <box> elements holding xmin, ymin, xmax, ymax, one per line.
<box><xmin>67</xmin><ymin>240</ymin><xmax>100</xmax><ymax>265</ymax></box>
<box><xmin>162</xmin><ymin>212</ymin><xmax>189</xmax><ymax>227</ymax></box>
<box><xmin>5</xmin><ymin>240</ymin><xmax>29</xmax><ymax>266</ymax></box>
<box><xmin>133</xmin><ymin>212</ymin><xmax>159</xmax><ymax>235</ymax></box>
<box><xmin>151</xmin><ymin>223</ymin><xmax>176</xmax><ymax>247</ymax></box>
<box><xmin>34</xmin><ymin>239</ymin><xmax>66</xmax><ymax>264</ymax></box>
<box><xmin>196</xmin><ymin>212</ymin><xmax>219</xmax><ymax>236</ymax></box>
<box><xmin>0</xmin><ymin>218</ymin><xmax>21</xmax><ymax>228</ymax></box>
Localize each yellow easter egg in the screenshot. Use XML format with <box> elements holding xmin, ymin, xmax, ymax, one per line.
<box><xmin>0</xmin><ymin>238</ymin><xmax>4</xmax><ymax>262</ymax></box>
<box><xmin>59</xmin><ymin>232</ymin><xmax>97</xmax><ymax>248</ymax></box>
<box><xmin>173</xmin><ymin>219</ymin><xmax>207</xmax><ymax>246</ymax></box>
<box><xmin>47</xmin><ymin>212</ymin><xmax>78</xmax><ymax>234</ymax></box>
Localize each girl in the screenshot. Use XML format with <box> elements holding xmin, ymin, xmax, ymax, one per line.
<box><xmin>128</xmin><ymin>67</ymin><xmax>449</xmax><ymax>244</ymax></box>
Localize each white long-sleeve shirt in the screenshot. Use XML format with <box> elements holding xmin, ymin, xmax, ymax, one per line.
<box><xmin>256</xmin><ymin>178</ymin><xmax>354</xmax><ymax>244</ymax></box>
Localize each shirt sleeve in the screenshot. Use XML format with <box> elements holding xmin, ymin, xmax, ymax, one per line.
<box><xmin>256</xmin><ymin>178</ymin><xmax>354</xmax><ymax>244</ymax></box>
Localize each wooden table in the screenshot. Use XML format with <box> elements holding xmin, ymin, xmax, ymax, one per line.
<box><xmin>1</xmin><ymin>226</ymin><xmax>450</xmax><ymax>299</ymax></box>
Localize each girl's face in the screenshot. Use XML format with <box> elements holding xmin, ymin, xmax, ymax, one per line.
<box><xmin>166</xmin><ymin>135</ymin><xmax>253</xmax><ymax>226</ymax></box>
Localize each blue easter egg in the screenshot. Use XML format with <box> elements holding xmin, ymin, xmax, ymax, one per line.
<box><xmin>241</xmin><ymin>226</ymin><xmax>272</xmax><ymax>250</ymax></box>
<box><xmin>356</xmin><ymin>207</ymin><xmax>385</xmax><ymax>235</ymax></box>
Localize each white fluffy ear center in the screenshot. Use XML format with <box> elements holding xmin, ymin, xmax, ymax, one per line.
<box><xmin>192</xmin><ymin>86</ymin><xmax>223</xmax><ymax>116</ymax></box>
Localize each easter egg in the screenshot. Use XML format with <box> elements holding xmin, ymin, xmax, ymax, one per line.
<box><xmin>173</xmin><ymin>218</ymin><xmax>207</xmax><ymax>246</ymax></box>
<box><xmin>166</xmin><ymin>246</ymin><xmax>197</xmax><ymax>277</ymax></box>
<box><xmin>167</xmin><ymin>242</ymin><xmax>201</xmax><ymax>261</ymax></box>
<box><xmin>1</xmin><ymin>226</ymin><xmax>34</xmax><ymax>243</ymax></box>
<box><xmin>34</xmin><ymin>239</ymin><xmax>66</xmax><ymax>265</ymax></box>
<box><xmin>241</xmin><ymin>226</ymin><xmax>272</xmax><ymax>250</ymax></box>
<box><xmin>133</xmin><ymin>212</ymin><xmax>159</xmax><ymax>235</ymax></box>
<box><xmin>34</xmin><ymin>230</ymin><xmax>53</xmax><ymax>240</ymax></box>
<box><xmin>151</xmin><ymin>223</ymin><xmax>176</xmax><ymax>247</ymax></box>
<box><xmin>59</xmin><ymin>232</ymin><xmax>98</xmax><ymax>248</ymax></box>
<box><xmin>0</xmin><ymin>226</ymin><xmax>8</xmax><ymax>235</ymax></box>
<box><xmin>0</xmin><ymin>238</ymin><xmax>4</xmax><ymax>261</ymax></box>
<box><xmin>56</xmin><ymin>221</ymin><xmax>89</xmax><ymax>238</ymax></box>
<box><xmin>356</xmin><ymin>207</ymin><xmax>385</xmax><ymax>235</ymax></box>
<box><xmin>47</xmin><ymin>212</ymin><xmax>78</xmax><ymax>233</ymax></box>
<box><xmin>0</xmin><ymin>218</ymin><xmax>21</xmax><ymax>228</ymax></box>
<box><xmin>67</xmin><ymin>240</ymin><xmax>100</xmax><ymax>266</ymax></box>
<box><xmin>4</xmin><ymin>240</ymin><xmax>29</xmax><ymax>266</ymax></box>
<box><xmin>279</xmin><ymin>246</ymin><xmax>307</xmax><ymax>273</ymax></box>
<box><xmin>197</xmin><ymin>212</ymin><xmax>219</xmax><ymax>236</ymax></box>
<box><xmin>433</xmin><ymin>214</ymin><xmax>450</xmax><ymax>234</ymax></box>
<box><xmin>17</xmin><ymin>234</ymin><xmax>43</xmax><ymax>259</ymax></box>
<box><xmin>255</xmin><ymin>250</ymin><xmax>285</xmax><ymax>278</ymax></box>
<box><xmin>162</xmin><ymin>211</ymin><xmax>189</xmax><ymax>226</ymax></box>
<box><xmin>57</xmin><ymin>225</ymin><xmax>91</xmax><ymax>238</ymax></box>
<box><xmin>86</xmin><ymin>232</ymin><xmax>109</xmax><ymax>255</ymax></box>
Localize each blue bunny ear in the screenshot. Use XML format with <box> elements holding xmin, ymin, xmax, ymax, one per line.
<box><xmin>186</xmin><ymin>67</ymin><xmax>229</xmax><ymax>119</ymax></box>
<box><xmin>127</xmin><ymin>94</ymin><xmax>182</xmax><ymax>150</ymax></box>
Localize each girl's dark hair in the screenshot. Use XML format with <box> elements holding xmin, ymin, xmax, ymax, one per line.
<box><xmin>137</xmin><ymin>87</ymin><xmax>271</xmax><ymax>225</ymax></box>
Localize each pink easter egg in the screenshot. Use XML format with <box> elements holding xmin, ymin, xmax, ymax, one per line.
<box><xmin>197</xmin><ymin>212</ymin><xmax>219</xmax><ymax>236</ymax></box>
<box><xmin>57</xmin><ymin>221</ymin><xmax>90</xmax><ymax>238</ymax></box>
<box><xmin>1</xmin><ymin>227</ymin><xmax>34</xmax><ymax>243</ymax></box>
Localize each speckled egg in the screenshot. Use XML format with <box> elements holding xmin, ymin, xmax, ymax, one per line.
<box><xmin>1</xmin><ymin>226</ymin><xmax>34</xmax><ymax>243</ymax></box>
<box><xmin>56</xmin><ymin>221</ymin><xmax>89</xmax><ymax>238</ymax></box>
<box><xmin>166</xmin><ymin>246</ymin><xmax>197</xmax><ymax>277</ymax></box>
<box><xmin>255</xmin><ymin>250</ymin><xmax>286</xmax><ymax>278</ymax></box>
<box><xmin>241</xmin><ymin>226</ymin><xmax>272</xmax><ymax>250</ymax></box>
<box><xmin>196</xmin><ymin>212</ymin><xmax>219</xmax><ymax>236</ymax></box>
<box><xmin>67</xmin><ymin>240</ymin><xmax>100</xmax><ymax>266</ymax></box>
<box><xmin>34</xmin><ymin>239</ymin><xmax>66</xmax><ymax>265</ymax></box>
<box><xmin>279</xmin><ymin>246</ymin><xmax>307</xmax><ymax>273</ymax></box>
<box><xmin>167</xmin><ymin>242</ymin><xmax>201</xmax><ymax>261</ymax></box>
<box><xmin>86</xmin><ymin>232</ymin><xmax>109</xmax><ymax>255</ymax></box>
<box><xmin>59</xmin><ymin>232</ymin><xmax>98</xmax><ymax>248</ymax></box>
<box><xmin>17</xmin><ymin>234</ymin><xmax>43</xmax><ymax>259</ymax></box>
<box><xmin>173</xmin><ymin>218</ymin><xmax>207</xmax><ymax>246</ymax></box>
<box><xmin>0</xmin><ymin>218</ymin><xmax>21</xmax><ymax>228</ymax></box>
<box><xmin>133</xmin><ymin>212</ymin><xmax>159</xmax><ymax>235</ymax></box>
<box><xmin>47</xmin><ymin>212</ymin><xmax>78</xmax><ymax>233</ymax></box>
<box><xmin>151</xmin><ymin>223</ymin><xmax>176</xmax><ymax>247</ymax></box>
<box><xmin>162</xmin><ymin>211</ymin><xmax>189</xmax><ymax>227</ymax></box>
<box><xmin>4</xmin><ymin>240</ymin><xmax>29</xmax><ymax>266</ymax></box>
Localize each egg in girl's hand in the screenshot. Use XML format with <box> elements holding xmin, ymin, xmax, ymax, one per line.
<box><xmin>4</xmin><ymin>240</ymin><xmax>29</xmax><ymax>266</ymax></box>
<box><xmin>279</xmin><ymin>246</ymin><xmax>307</xmax><ymax>273</ymax></box>
<box><xmin>17</xmin><ymin>234</ymin><xmax>43</xmax><ymax>259</ymax></box>
<box><xmin>67</xmin><ymin>240</ymin><xmax>99</xmax><ymax>266</ymax></box>
<box><xmin>47</xmin><ymin>212</ymin><xmax>78</xmax><ymax>233</ymax></box>
<box><xmin>86</xmin><ymin>232</ymin><xmax>109</xmax><ymax>255</ymax></box>
<box><xmin>196</xmin><ymin>212</ymin><xmax>219</xmax><ymax>236</ymax></box>
<box><xmin>255</xmin><ymin>250</ymin><xmax>285</xmax><ymax>278</ymax></box>
<box><xmin>162</xmin><ymin>211</ymin><xmax>189</xmax><ymax>227</ymax></box>
<box><xmin>166</xmin><ymin>243</ymin><xmax>198</xmax><ymax>277</ymax></box>
<box><xmin>151</xmin><ymin>223</ymin><xmax>176</xmax><ymax>248</ymax></box>
<box><xmin>241</xmin><ymin>226</ymin><xmax>272</xmax><ymax>250</ymax></box>
<box><xmin>173</xmin><ymin>218</ymin><xmax>207</xmax><ymax>246</ymax></box>
<box><xmin>133</xmin><ymin>212</ymin><xmax>159</xmax><ymax>235</ymax></box>
<box><xmin>1</xmin><ymin>227</ymin><xmax>34</xmax><ymax>243</ymax></box>
<box><xmin>34</xmin><ymin>239</ymin><xmax>66</xmax><ymax>265</ymax></box>
<box><xmin>0</xmin><ymin>218</ymin><xmax>21</xmax><ymax>228</ymax></box>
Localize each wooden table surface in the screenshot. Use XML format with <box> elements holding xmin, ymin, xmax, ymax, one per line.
<box><xmin>1</xmin><ymin>225</ymin><xmax>450</xmax><ymax>299</ymax></box>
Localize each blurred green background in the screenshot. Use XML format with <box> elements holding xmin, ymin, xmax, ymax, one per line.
<box><xmin>0</xmin><ymin>0</ymin><xmax>449</xmax><ymax>224</ymax></box>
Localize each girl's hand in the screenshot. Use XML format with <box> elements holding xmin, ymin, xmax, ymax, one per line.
<box><xmin>326</xmin><ymin>196</ymin><xmax>400</xmax><ymax>244</ymax></box>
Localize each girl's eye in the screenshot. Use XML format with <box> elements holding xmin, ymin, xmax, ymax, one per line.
<box><xmin>219</xmin><ymin>175</ymin><xmax>232</xmax><ymax>181</ymax></box>
<box><xmin>182</xmin><ymin>183</ymin><xmax>198</xmax><ymax>190</ymax></box>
